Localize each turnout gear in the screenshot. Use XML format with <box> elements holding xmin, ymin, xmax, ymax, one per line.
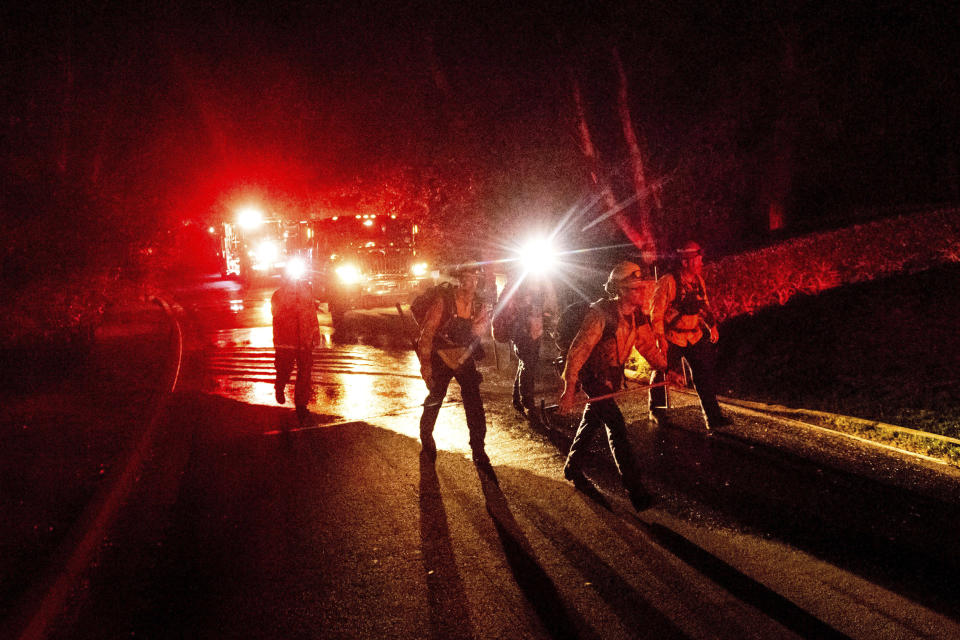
<box><xmin>272</xmin><ymin>278</ymin><xmax>320</xmax><ymax>420</ymax></box>
<box><xmin>272</xmin><ymin>280</ymin><xmax>320</xmax><ymax>351</ymax></box>
<box><xmin>649</xmin><ymin>240</ymin><xmax>727</xmax><ymax>430</ymax></box>
<box><xmin>558</xmin><ymin>268</ymin><xmax>668</xmax><ymax>511</ymax></box>
<box><xmin>417</xmin><ymin>266</ymin><xmax>491</xmax><ymax>461</ymax></box>
<box><xmin>651</xmin><ymin>272</ymin><xmax>714</xmax><ymax>348</ymax></box>
<box><xmin>497</xmin><ymin>277</ymin><xmax>557</xmax><ymax>416</ymax></box>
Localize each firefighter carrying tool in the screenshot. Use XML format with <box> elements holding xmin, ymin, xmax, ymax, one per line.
<box><xmin>557</xmin><ymin>261</ymin><xmax>673</xmax><ymax>512</ymax></box>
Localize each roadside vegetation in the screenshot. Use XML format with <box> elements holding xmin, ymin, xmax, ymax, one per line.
<box><xmin>718</xmin><ymin>263</ymin><xmax>960</xmax><ymax>445</ymax></box>
<box><xmin>622</xmin><ymin>208</ymin><xmax>960</xmax><ymax>455</ymax></box>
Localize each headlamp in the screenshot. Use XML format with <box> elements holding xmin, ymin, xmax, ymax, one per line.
<box><xmin>519</xmin><ymin>236</ymin><xmax>558</xmax><ymax>275</ymax></box>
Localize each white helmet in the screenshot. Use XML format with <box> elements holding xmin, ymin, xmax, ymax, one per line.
<box><xmin>604</xmin><ymin>261</ymin><xmax>645</xmax><ymax>295</ymax></box>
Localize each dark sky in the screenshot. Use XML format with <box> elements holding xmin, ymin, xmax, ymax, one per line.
<box><xmin>3</xmin><ymin>1</ymin><xmax>959</xmax><ymax>249</ymax></box>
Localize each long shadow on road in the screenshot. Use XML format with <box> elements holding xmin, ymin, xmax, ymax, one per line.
<box><xmin>521</xmin><ymin>401</ymin><xmax>960</xmax><ymax>622</ymax></box>
<box><xmin>641</xmin><ymin>407</ymin><xmax>960</xmax><ymax>619</ymax></box>
<box><xmin>59</xmin><ymin>389</ymin><xmax>960</xmax><ymax>639</ymax></box>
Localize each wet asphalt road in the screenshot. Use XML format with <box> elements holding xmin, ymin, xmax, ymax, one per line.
<box><xmin>41</xmin><ymin>275</ymin><xmax>960</xmax><ymax>639</ymax></box>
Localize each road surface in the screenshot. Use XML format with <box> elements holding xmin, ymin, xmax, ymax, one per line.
<box><xmin>22</xmin><ymin>275</ymin><xmax>960</xmax><ymax>639</ymax></box>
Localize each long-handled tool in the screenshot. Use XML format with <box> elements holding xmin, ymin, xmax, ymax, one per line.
<box><xmin>539</xmin><ymin>381</ymin><xmax>670</xmax><ymax>425</ymax></box>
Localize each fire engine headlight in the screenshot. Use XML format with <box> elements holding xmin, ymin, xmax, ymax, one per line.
<box><xmin>520</xmin><ymin>237</ymin><xmax>558</xmax><ymax>275</ymax></box>
<box><xmin>286</xmin><ymin>257</ymin><xmax>307</xmax><ymax>280</ymax></box>
<box><xmin>237</xmin><ymin>206</ymin><xmax>264</xmax><ymax>229</ymax></box>
<box><xmin>335</xmin><ymin>263</ymin><xmax>362</xmax><ymax>284</ymax></box>
<box><xmin>411</xmin><ymin>262</ymin><xmax>429</xmax><ymax>277</ymax></box>
<box><xmin>254</xmin><ymin>240</ymin><xmax>279</xmax><ymax>263</ymax></box>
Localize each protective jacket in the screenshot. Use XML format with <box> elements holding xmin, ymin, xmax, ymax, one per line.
<box><xmin>271</xmin><ymin>281</ymin><xmax>320</xmax><ymax>350</ymax></box>
<box><xmin>651</xmin><ymin>272</ymin><xmax>714</xmax><ymax>347</ymax></box>
<box><xmin>418</xmin><ymin>288</ymin><xmax>486</xmax><ymax>369</ymax></box>
<box><xmin>567</xmin><ymin>298</ymin><xmax>667</xmax><ymax>391</ymax></box>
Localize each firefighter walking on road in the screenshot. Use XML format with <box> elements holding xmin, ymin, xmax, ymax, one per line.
<box><xmin>558</xmin><ymin>262</ymin><xmax>671</xmax><ymax>512</ymax></box>
<box><xmin>498</xmin><ymin>275</ymin><xmax>557</xmax><ymax>419</ymax></box>
<box><xmin>649</xmin><ymin>241</ymin><xmax>730</xmax><ymax>431</ymax></box>
<box><xmin>272</xmin><ymin>267</ymin><xmax>320</xmax><ymax>426</ymax></box>
<box><xmin>417</xmin><ymin>263</ymin><xmax>491</xmax><ymax>465</ymax></box>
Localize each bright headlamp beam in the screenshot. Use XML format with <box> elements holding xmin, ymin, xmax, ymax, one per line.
<box><xmin>335</xmin><ymin>263</ymin><xmax>362</xmax><ymax>284</ymax></box>
<box><xmin>520</xmin><ymin>237</ymin><xmax>558</xmax><ymax>275</ymax></box>
<box><xmin>255</xmin><ymin>240</ymin><xmax>279</xmax><ymax>262</ymax></box>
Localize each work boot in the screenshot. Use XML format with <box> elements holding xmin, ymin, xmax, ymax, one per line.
<box><xmin>275</xmin><ymin>385</ymin><xmax>286</xmax><ymax>405</ymax></box>
<box><xmin>512</xmin><ymin>397</ymin><xmax>526</xmax><ymax>416</ymax></box>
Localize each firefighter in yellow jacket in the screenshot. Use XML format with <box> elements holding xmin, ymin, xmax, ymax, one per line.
<box><xmin>558</xmin><ymin>261</ymin><xmax>670</xmax><ymax>511</ymax></box>
<box><xmin>649</xmin><ymin>241</ymin><xmax>730</xmax><ymax>430</ymax></box>
<box><xmin>272</xmin><ymin>270</ymin><xmax>320</xmax><ymax>425</ymax></box>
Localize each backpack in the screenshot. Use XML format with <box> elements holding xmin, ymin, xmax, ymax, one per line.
<box><xmin>555</xmin><ymin>298</ymin><xmax>604</xmax><ymax>355</ymax></box>
<box><xmin>410</xmin><ymin>282</ymin><xmax>455</xmax><ymax>327</ymax></box>
<box><xmin>556</xmin><ymin>297</ymin><xmax>651</xmax><ymax>356</ymax></box>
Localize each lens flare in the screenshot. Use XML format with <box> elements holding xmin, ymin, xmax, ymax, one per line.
<box><xmin>335</xmin><ymin>263</ymin><xmax>362</xmax><ymax>284</ymax></box>
<box><xmin>286</xmin><ymin>256</ymin><xmax>307</xmax><ymax>280</ymax></box>
<box><xmin>520</xmin><ymin>237</ymin><xmax>558</xmax><ymax>275</ymax></box>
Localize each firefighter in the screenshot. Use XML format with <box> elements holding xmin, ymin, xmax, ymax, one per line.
<box><xmin>499</xmin><ymin>275</ymin><xmax>557</xmax><ymax>419</ymax></box>
<box><xmin>649</xmin><ymin>241</ymin><xmax>730</xmax><ymax>430</ymax></box>
<box><xmin>558</xmin><ymin>261</ymin><xmax>670</xmax><ymax>512</ymax></box>
<box><xmin>272</xmin><ymin>269</ymin><xmax>320</xmax><ymax>425</ymax></box>
<box><xmin>417</xmin><ymin>262</ymin><xmax>491</xmax><ymax>465</ymax></box>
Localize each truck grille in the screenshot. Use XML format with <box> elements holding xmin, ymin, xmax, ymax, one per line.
<box><xmin>360</xmin><ymin>250</ymin><xmax>408</xmax><ymax>275</ymax></box>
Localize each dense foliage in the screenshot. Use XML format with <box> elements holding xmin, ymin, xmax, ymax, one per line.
<box><xmin>704</xmin><ymin>208</ymin><xmax>960</xmax><ymax>321</ymax></box>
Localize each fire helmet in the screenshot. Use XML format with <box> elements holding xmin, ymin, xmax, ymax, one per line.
<box><xmin>677</xmin><ymin>241</ymin><xmax>703</xmax><ymax>259</ymax></box>
<box><xmin>604</xmin><ymin>261</ymin><xmax>645</xmax><ymax>295</ymax></box>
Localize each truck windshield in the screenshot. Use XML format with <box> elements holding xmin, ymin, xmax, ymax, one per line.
<box><xmin>313</xmin><ymin>217</ymin><xmax>414</xmax><ymax>253</ymax></box>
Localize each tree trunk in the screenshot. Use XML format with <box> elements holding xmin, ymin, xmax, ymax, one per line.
<box><xmin>612</xmin><ymin>47</ymin><xmax>658</xmax><ymax>261</ymax></box>
<box><xmin>766</xmin><ymin>30</ymin><xmax>799</xmax><ymax>233</ymax></box>
<box><xmin>570</xmin><ymin>74</ymin><xmax>618</xmax><ymax>218</ymax></box>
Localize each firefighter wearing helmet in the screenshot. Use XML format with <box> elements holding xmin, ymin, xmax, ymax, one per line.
<box><xmin>649</xmin><ymin>241</ymin><xmax>730</xmax><ymax>430</ymax></box>
<box><xmin>272</xmin><ymin>265</ymin><xmax>320</xmax><ymax>426</ymax></box>
<box><xmin>557</xmin><ymin>260</ymin><xmax>670</xmax><ymax>511</ymax></box>
<box><xmin>416</xmin><ymin>260</ymin><xmax>492</xmax><ymax>465</ymax></box>
<box><xmin>496</xmin><ymin>271</ymin><xmax>558</xmax><ymax>419</ymax></box>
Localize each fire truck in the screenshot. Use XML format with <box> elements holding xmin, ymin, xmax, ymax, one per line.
<box><xmin>220</xmin><ymin>206</ymin><xmax>311</xmax><ymax>283</ymax></box>
<box><xmin>311</xmin><ymin>214</ymin><xmax>434</xmax><ymax>324</ymax></box>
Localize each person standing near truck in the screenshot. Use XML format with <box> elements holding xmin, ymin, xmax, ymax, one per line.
<box><xmin>272</xmin><ymin>265</ymin><xmax>320</xmax><ymax>426</ymax></box>
<box><xmin>416</xmin><ymin>263</ymin><xmax>491</xmax><ymax>465</ymax></box>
